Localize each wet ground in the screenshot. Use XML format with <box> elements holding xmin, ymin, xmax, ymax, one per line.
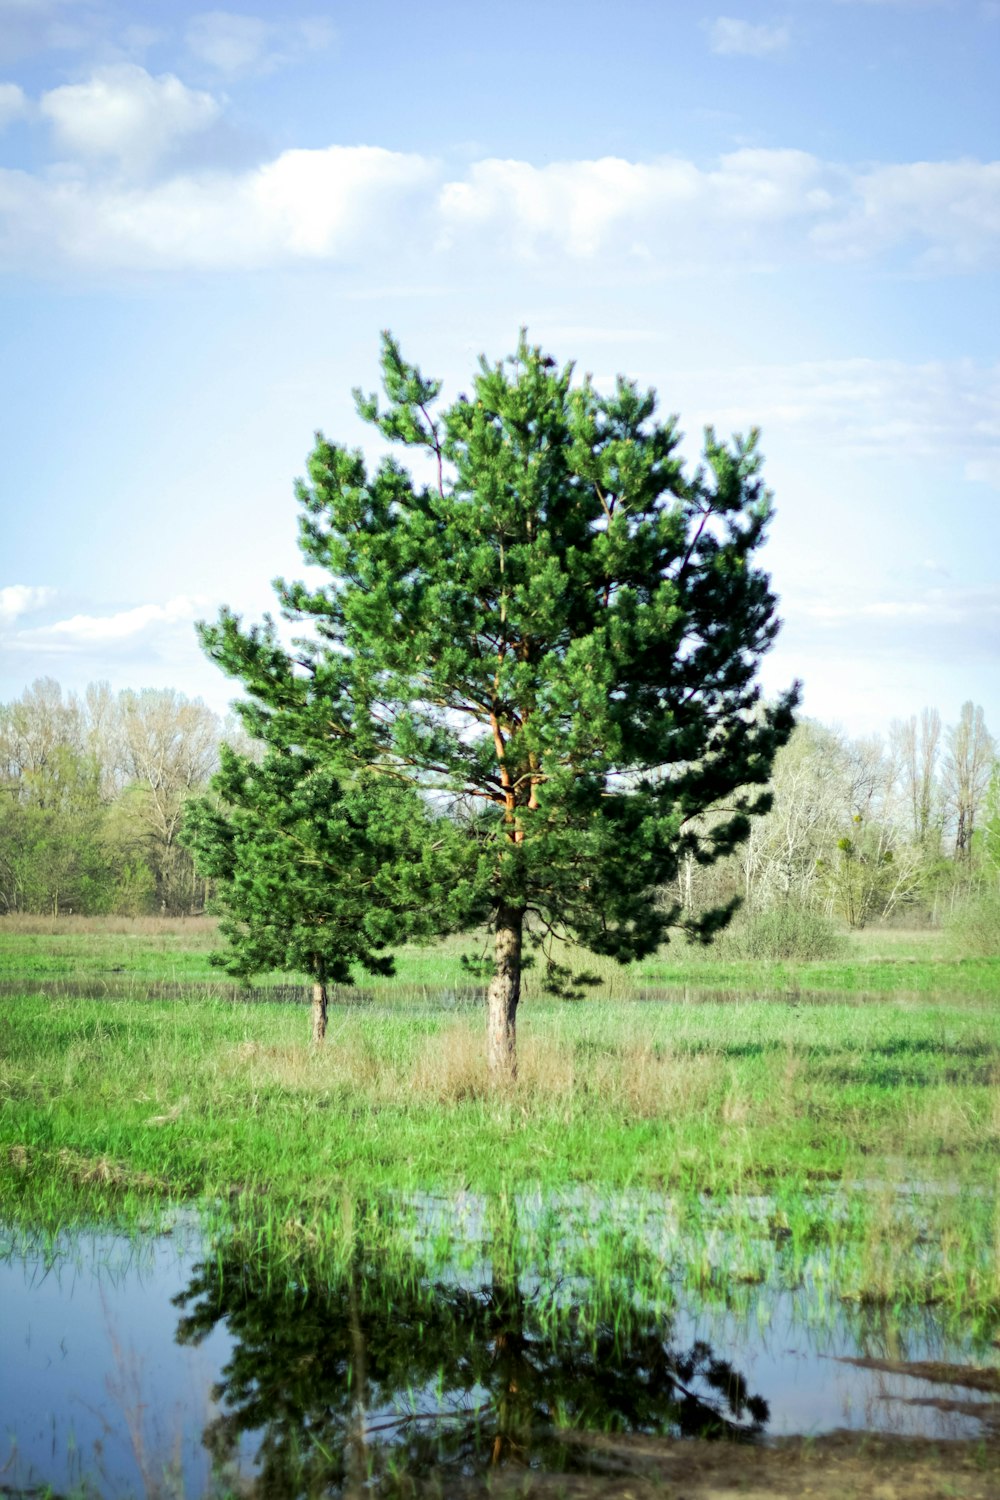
<box><xmin>0</xmin><ymin>978</ymin><xmax>959</xmax><ymax>1008</ymax></box>
<box><xmin>435</xmin><ymin>1429</ymin><xmax>1000</xmax><ymax>1499</ymax></box>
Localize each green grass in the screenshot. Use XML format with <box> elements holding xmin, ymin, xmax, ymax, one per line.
<box><xmin>1</xmin><ymin>917</ymin><xmax>998</xmax><ymax>1338</ymax></box>
<box><xmin>2</xmin><ymin>975</ymin><xmax>999</xmax><ymax>1333</ymax></box>
<box><xmin>5</xmin><ymin>988</ymin><xmax>997</xmax><ymax>1188</ymax></box>
<box><xmin>0</xmin><ymin>916</ymin><xmax>223</xmax><ymax>983</ymax></box>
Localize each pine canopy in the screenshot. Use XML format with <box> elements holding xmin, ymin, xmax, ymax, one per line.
<box><xmin>193</xmin><ymin>333</ymin><xmax>797</xmax><ymax>1058</ymax></box>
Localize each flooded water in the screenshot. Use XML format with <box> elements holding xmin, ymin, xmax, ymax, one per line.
<box><xmin>0</xmin><ymin>978</ymin><xmax>971</xmax><ymax>1010</ymax></box>
<box><xmin>2</xmin><ymin>1205</ymin><xmax>998</xmax><ymax>1499</ymax></box>
<box><xmin>1</xmin><ymin>1221</ymin><xmax>219</xmax><ymax>1497</ymax></box>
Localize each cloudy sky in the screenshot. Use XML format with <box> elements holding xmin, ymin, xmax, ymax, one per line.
<box><xmin>1</xmin><ymin>0</ymin><xmax>997</xmax><ymax>736</ymax></box>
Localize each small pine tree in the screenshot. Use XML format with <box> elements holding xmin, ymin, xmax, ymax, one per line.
<box><xmin>198</xmin><ymin>333</ymin><xmax>798</xmax><ymax>1074</ymax></box>
<box><xmin>182</xmin><ymin>746</ymin><xmax>463</xmax><ymax>1041</ymax></box>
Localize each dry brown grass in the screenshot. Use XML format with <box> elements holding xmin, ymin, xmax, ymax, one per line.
<box><xmin>573</xmin><ymin>1044</ymin><xmax>725</xmax><ymax>1120</ymax></box>
<box><xmin>7</xmin><ymin>1143</ymin><xmax>29</xmax><ymax>1172</ymax></box>
<box><xmin>850</xmin><ymin>925</ymin><xmax>950</xmax><ymax>958</ymax></box>
<box><xmin>53</xmin><ymin>1147</ymin><xmax>167</xmax><ymax>1193</ymax></box>
<box><xmin>0</xmin><ymin>913</ymin><xmax>219</xmax><ymax>939</ymax></box>
<box><xmin>220</xmin><ymin>1023</ymin><xmax>731</xmax><ymax>1120</ymax></box>
<box><xmin>409</xmin><ymin>1024</ymin><xmax>497</xmax><ymax>1101</ymax></box>
<box><xmin>990</xmin><ymin>1070</ymin><xmax>1000</xmax><ymax>1144</ymax></box>
<box><xmin>721</xmin><ymin>1067</ymin><xmax>753</xmax><ymax>1126</ymax></box>
<box><xmin>225</xmin><ymin>1035</ymin><xmax>405</xmax><ymax>1098</ymax></box>
<box><xmin>905</xmin><ymin>1088</ymin><xmax>986</xmax><ymax>1153</ymax></box>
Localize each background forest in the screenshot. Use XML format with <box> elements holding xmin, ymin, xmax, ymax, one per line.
<box><xmin>1</xmin><ymin>678</ymin><xmax>997</xmax><ymax>958</ymax></box>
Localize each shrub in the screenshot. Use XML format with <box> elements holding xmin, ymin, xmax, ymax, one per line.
<box><xmin>946</xmin><ymin>886</ymin><xmax>1000</xmax><ymax>958</ymax></box>
<box><xmin>711</xmin><ymin>903</ymin><xmax>847</xmax><ymax>962</ymax></box>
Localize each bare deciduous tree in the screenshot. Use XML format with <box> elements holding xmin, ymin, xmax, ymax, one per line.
<box><xmin>118</xmin><ymin>689</ymin><xmax>220</xmax><ymax>911</ymax></box>
<box><xmin>943</xmin><ymin>702</ymin><xmax>995</xmax><ymax>860</ymax></box>
<box><xmin>739</xmin><ymin>721</ymin><xmax>845</xmax><ymax>909</ymax></box>
<box><xmin>0</xmin><ymin>678</ymin><xmax>83</xmax><ymax>791</ymax></box>
<box><xmin>731</xmin><ymin>720</ymin><xmax>925</xmax><ymax>926</ymax></box>
<box><xmin>890</xmin><ymin>708</ymin><xmax>942</xmax><ymax>848</ymax></box>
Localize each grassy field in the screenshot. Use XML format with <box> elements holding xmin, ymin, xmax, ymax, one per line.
<box><xmin>1</xmin><ymin>912</ymin><xmax>997</xmax><ymax>997</ymax></box>
<box><xmin>1</xmin><ymin>918</ymin><xmax>999</xmax><ymax>1339</ymax></box>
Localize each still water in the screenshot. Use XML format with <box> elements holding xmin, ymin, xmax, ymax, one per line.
<box><xmin>2</xmin><ymin>1207</ymin><xmax>997</xmax><ymax>1498</ymax></box>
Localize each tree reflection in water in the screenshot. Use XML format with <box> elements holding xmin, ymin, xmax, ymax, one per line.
<box><xmin>174</xmin><ymin>1199</ymin><xmax>768</xmax><ymax>1496</ymax></box>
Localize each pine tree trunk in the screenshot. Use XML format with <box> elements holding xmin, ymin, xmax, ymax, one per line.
<box><xmin>487</xmin><ymin>1191</ymin><xmax>528</xmax><ymax>1462</ymax></box>
<box><xmin>487</xmin><ymin>903</ymin><xmax>523</xmax><ymax>1080</ymax></box>
<box><xmin>311</xmin><ymin>980</ymin><xmax>328</xmax><ymax>1045</ymax></box>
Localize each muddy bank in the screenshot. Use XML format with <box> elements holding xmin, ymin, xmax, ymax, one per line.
<box><xmin>436</xmin><ymin>1429</ymin><xmax>1000</xmax><ymax>1499</ymax></box>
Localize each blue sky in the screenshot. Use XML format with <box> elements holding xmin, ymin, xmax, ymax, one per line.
<box><xmin>1</xmin><ymin>0</ymin><xmax>997</xmax><ymax>736</ymax></box>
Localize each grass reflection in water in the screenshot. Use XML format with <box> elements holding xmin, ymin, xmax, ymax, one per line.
<box><xmin>174</xmin><ymin>1197</ymin><xmax>768</xmax><ymax>1496</ymax></box>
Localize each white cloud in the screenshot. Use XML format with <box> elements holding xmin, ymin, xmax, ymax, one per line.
<box><xmin>22</xmin><ymin>595</ymin><xmax>204</xmax><ymax>647</ymax></box>
<box><xmin>39</xmin><ymin>65</ymin><xmax>221</xmax><ymax>173</ymax></box>
<box><xmin>248</xmin><ymin>145</ymin><xmax>432</xmax><ymax>257</ymax></box>
<box><xmin>437</xmin><ymin>150</ymin><xmax>998</xmax><ymax>271</ymax></box>
<box><xmin>0</xmin><ymin>594</ymin><xmax>230</xmax><ymax>703</ymax></box>
<box><xmin>438</xmin><ymin>148</ymin><xmax>834</xmax><ymax>260</ymax></box>
<box><xmin>815</xmin><ymin>159</ymin><xmax>1000</xmax><ymax>269</ymax></box>
<box><xmin>186</xmin><ymin>11</ymin><xmax>335</xmax><ymax>76</ymax></box>
<box><xmin>0</xmin><ymin>584</ymin><xmax>55</xmax><ymax>622</ymax></box>
<box><xmin>439</xmin><ymin>156</ymin><xmax>693</xmax><ymax>259</ymax></box>
<box><xmin>708</xmin><ymin>17</ymin><xmax>791</xmax><ymax>56</ymax></box>
<box><xmin>0</xmin><ymin>143</ymin><xmax>437</xmax><ymax>268</ymax></box>
<box><xmin>0</xmin><ymin>134</ymin><xmax>996</xmax><ymax>273</ymax></box>
<box><xmin>438</xmin><ymin>150</ymin><xmax>998</xmax><ymax>271</ymax></box>
<box><xmin>0</xmin><ymin>81</ymin><xmax>27</xmax><ymax>127</ymax></box>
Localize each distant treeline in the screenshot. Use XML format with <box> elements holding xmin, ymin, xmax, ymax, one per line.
<box><xmin>0</xmin><ymin>679</ymin><xmax>997</xmax><ymax>926</ymax></box>
<box><xmin>677</xmin><ymin>703</ymin><xmax>998</xmax><ymax>934</ymax></box>
<box><xmin>0</xmin><ymin>679</ymin><xmax>243</xmax><ymax>916</ymax></box>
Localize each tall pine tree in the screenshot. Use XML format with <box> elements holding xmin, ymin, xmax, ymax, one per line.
<box><xmin>198</xmin><ymin>333</ymin><xmax>798</xmax><ymax>1075</ymax></box>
